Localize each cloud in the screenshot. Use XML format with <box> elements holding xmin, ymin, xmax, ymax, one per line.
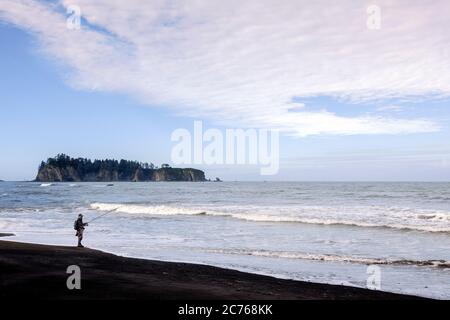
<box><xmin>0</xmin><ymin>0</ymin><xmax>447</xmax><ymax>136</ymax></box>
<box><xmin>376</xmin><ymin>105</ymin><xmax>404</xmax><ymax>112</ymax></box>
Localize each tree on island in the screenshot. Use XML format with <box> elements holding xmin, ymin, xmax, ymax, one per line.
<box><xmin>37</xmin><ymin>154</ymin><xmax>206</xmax><ymax>182</ymax></box>
<box><xmin>40</xmin><ymin>154</ymin><xmax>177</xmax><ymax>175</ymax></box>
<box><xmin>40</xmin><ymin>154</ymin><xmax>160</xmax><ymax>178</ymax></box>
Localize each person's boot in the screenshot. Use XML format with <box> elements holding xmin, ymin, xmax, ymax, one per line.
<box><xmin>78</xmin><ymin>242</ymin><xmax>84</xmax><ymax>248</ymax></box>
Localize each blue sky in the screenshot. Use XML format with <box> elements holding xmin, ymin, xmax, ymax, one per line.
<box><xmin>0</xmin><ymin>0</ymin><xmax>449</xmax><ymax>181</ymax></box>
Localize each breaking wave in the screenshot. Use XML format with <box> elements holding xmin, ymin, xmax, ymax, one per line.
<box><xmin>90</xmin><ymin>203</ymin><xmax>208</xmax><ymax>216</ymax></box>
<box><xmin>90</xmin><ymin>203</ymin><xmax>450</xmax><ymax>233</ymax></box>
<box><xmin>204</xmin><ymin>248</ymin><xmax>450</xmax><ymax>268</ymax></box>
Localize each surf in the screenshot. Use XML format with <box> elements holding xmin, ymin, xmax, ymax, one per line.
<box><xmin>90</xmin><ymin>202</ymin><xmax>450</xmax><ymax>233</ymax></box>
<box><xmin>204</xmin><ymin>248</ymin><xmax>450</xmax><ymax>269</ymax></box>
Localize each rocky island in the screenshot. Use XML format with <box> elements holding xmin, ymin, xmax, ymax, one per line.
<box><xmin>35</xmin><ymin>154</ymin><xmax>206</xmax><ymax>182</ymax></box>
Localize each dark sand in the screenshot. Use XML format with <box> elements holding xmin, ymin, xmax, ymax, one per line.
<box><xmin>0</xmin><ymin>240</ymin><xmax>424</xmax><ymax>300</ymax></box>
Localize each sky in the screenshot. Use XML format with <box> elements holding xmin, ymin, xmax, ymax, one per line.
<box><xmin>0</xmin><ymin>0</ymin><xmax>449</xmax><ymax>181</ymax></box>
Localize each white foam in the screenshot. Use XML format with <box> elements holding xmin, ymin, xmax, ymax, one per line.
<box><xmin>205</xmin><ymin>248</ymin><xmax>450</xmax><ymax>268</ymax></box>
<box><xmin>230</xmin><ymin>214</ymin><xmax>450</xmax><ymax>232</ymax></box>
<box><xmin>40</xmin><ymin>183</ymin><xmax>53</xmax><ymax>187</ymax></box>
<box><xmin>90</xmin><ymin>202</ymin><xmax>450</xmax><ymax>233</ymax></box>
<box><xmin>90</xmin><ymin>203</ymin><xmax>211</xmax><ymax>216</ymax></box>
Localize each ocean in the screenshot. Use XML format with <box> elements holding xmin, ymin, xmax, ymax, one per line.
<box><xmin>0</xmin><ymin>181</ymin><xmax>449</xmax><ymax>299</ymax></box>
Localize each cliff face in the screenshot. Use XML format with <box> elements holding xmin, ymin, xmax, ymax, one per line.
<box><xmin>35</xmin><ymin>165</ymin><xmax>81</xmax><ymax>182</ymax></box>
<box><xmin>36</xmin><ymin>165</ymin><xmax>205</xmax><ymax>182</ymax></box>
<box><xmin>151</xmin><ymin>168</ymin><xmax>205</xmax><ymax>182</ymax></box>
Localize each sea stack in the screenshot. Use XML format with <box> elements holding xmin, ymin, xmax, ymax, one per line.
<box><xmin>35</xmin><ymin>154</ymin><xmax>206</xmax><ymax>182</ymax></box>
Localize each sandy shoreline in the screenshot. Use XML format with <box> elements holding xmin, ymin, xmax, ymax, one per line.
<box><xmin>0</xmin><ymin>239</ymin><xmax>426</xmax><ymax>300</ymax></box>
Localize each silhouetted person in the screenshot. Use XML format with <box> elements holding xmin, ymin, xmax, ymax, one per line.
<box><xmin>74</xmin><ymin>214</ymin><xmax>88</xmax><ymax>247</ymax></box>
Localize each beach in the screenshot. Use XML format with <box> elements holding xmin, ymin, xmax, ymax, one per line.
<box><xmin>1</xmin><ymin>182</ymin><xmax>449</xmax><ymax>299</ymax></box>
<box><xmin>0</xmin><ymin>239</ymin><xmax>422</xmax><ymax>300</ymax></box>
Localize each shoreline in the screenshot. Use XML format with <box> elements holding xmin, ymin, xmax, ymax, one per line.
<box><xmin>0</xmin><ymin>239</ymin><xmax>426</xmax><ymax>300</ymax></box>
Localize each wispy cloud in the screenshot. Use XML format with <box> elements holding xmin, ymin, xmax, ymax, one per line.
<box><xmin>376</xmin><ymin>105</ymin><xmax>404</xmax><ymax>113</ymax></box>
<box><xmin>0</xmin><ymin>0</ymin><xmax>447</xmax><ymax>136</ymax></box>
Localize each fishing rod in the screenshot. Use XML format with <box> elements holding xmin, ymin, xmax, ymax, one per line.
<box><xmin>87</xmin><ymin>207</ymin><xmax>119</xmax><ymax>224</ymax></box>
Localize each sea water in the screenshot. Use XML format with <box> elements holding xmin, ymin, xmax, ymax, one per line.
<box><xmin>0</xmin><ymin>181</ymin><xmax>449</xmax><ymax>299</ymax></box>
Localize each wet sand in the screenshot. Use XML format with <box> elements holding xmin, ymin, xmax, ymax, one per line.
<box><xmin>0</xmin><ymin>240</ymin><xmax>425</xmax><ymax>300</ymax></box>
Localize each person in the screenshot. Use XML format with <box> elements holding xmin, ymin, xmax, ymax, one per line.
<box><xmin>74</xmin><ymin>214</ymin><xmax>88</xmax><ymax>247</ymax></box>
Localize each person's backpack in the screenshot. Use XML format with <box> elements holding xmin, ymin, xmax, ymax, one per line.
<box><xmin>73</xmin><ymin>220</ymin><xmax>78</xmax><ymax>230</ymax></box>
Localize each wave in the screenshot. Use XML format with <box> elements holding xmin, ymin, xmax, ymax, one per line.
<box><xmin>205</xmin><ymin>248</ymin><xmax>450</xmax><ymax>268</ymax></box>
<box><xmin>90</xmin><ymin>203</ymin><xmax>208</xmax><ymax>216</ymax></box>
<box><xmin>232</xmin><ymin>214</ymin><xmax>450</xmax><ymax>233</ymax></box>
<box><xmin>428</xmin><ymin>196</ymin><xmax>450</xmax><ymax>201</ymax></box>
<box><xmin>90</xmin><ymin>203</ymin><xmax>450</xmax><ymax>233</ymax></box>
<box><xmin>40</xmin><ymin>183</ymin><xmax>53</xmax><ymax>187</ymax></box>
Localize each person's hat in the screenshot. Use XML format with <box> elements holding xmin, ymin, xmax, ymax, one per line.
<box><xmin>78</xmin><ymin>214</ymin><xmax>83</xmax><ymax>218</ymax></box>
